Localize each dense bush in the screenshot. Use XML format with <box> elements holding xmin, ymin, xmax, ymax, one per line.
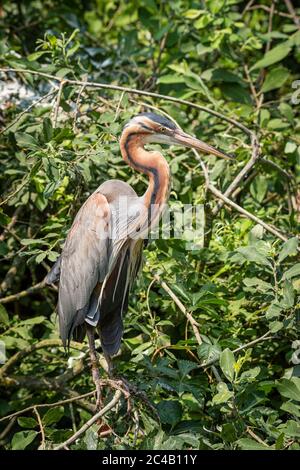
<box><xmin>0</xmin><ymin>0</ymin><xmax>300</xmax><ymax>450</ymax></box>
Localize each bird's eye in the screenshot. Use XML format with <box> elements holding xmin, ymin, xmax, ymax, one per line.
<box><xmin>159</xmin><ymin>126</ymin><xmax>166</xmax><ymax>133</ymax></box>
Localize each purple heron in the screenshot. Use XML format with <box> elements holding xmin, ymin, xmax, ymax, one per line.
<box><xmin>45</xmin><ymin>112</ymin><xmax>232</xmax><ymax>408</ymax></box>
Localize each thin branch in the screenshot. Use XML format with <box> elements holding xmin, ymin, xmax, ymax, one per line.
<box><xmin>0</xmin><ymin>416</ymin><xmax>16</xmax><ymax>439</ymax></box>
<box><xmin>53</xmin><ymin>80</ymin><xmax>65</xmax><ymax>128</ymax></box>
<box><xmin>208</xmin><ymin>183</ymin><xmax>298</xmax><ymax>247</ymax></box>
<box><xmin>153</xmin><ymin>273</ymin><xmax>202</xmax><ymax>345</ymax></box>
<box><xmin>0</xmin><ymin>68</ymin><xmax>253</xmax><ymax>136</ymax></box>
<box><xmin>73</xmin><ymin>81</ymin><xmax>86</xmax><ymax>132</ymax></box>
<box><xmin>0</xmin><ymin>280</ymin><xmax>45</xmax><ymax>303</ymax></box>
<box><xmin>0</xmin><ymin>89</ymin><xmax>56</xmax><ymax>135</ymax></box>
<box><xmin>246</xmin><ymin>4</ymin><xmax>300</xmax><ymax>21</ymax></box>
<box><xmin>284</xmin><ymin>0</ymin><xmax>300</xmax><ymax>27</ymax></box>
<box><xmin>33</xmin><ymin>407</ymin><xmax>46</xmax><ymax>450</ymax></box>
<box><xmin>0</xmin><ymin>207</ymin><xmax>22</xmax><ymax>242</ymax></box>
<box><xmin>0</xmin><ymin>339</ymin><xmax>85</xmax><ymax>376</ymax></box>
<box><xmin>212</xmin><ymin>133</ymin><xmax>261</xmax><ymax>216</ymax></box>
<box><xmin>54</xmin><ymin>390</ymin><xmax>122</xmax><ymax>450</ymax></box>
<box><xmin>200</xmin><ymin>330</ymin><xmax>273</xmax><ymax>368</ymax></box>
<box><xmin>0</xmin><ymin>391</ymin><xmax>95</xmax><ymax>423</ymax></box>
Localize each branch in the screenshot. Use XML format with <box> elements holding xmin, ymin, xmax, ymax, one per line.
<box><xmin>212</xmin><ymin>133</ymin><xmax>261</xmax><ymax>216</ymax></box>
<box><xmin>0</xmin><ymin>67</ymin><xmax>253</xmax><ymax>137</ymax></box>
<box><xmin>33</xmin><ymin>407</ymin><xmax>46</xmax><ymax>450</ymax></box>
<box><xmin>0</xmin><ymin>207</ymin><xmax>22</xmax><ymax>242</ymax></box>
<box><xmin>0</xmin><ymin>339</ymin><xmax>85</xmax><ymax>376</ymax></box>
<box><xmin>0</xmin><ymin>280</ymin><xmax>45</xmax><ymax>303</ymax></box>
<box><xmin>54</xmin><ymin>390</ymin><xmax>122</xmax><ymax>450</ymax></box>
<box><xmin>0</xmin><ymin>89</ymin><xmax>56</xmax><ymax>135</ymax></box>
<box><xmin>153</xmin><ymin>273</ymin><xmax>202</xmax><ymax>345</ymax></box>
<box><xmin>53</xmin><ymin>80</ymin><xmax>66</xmax><ymax>128</ymax></box>
<box><xmin>208</xmin><ymin>183</ymin><xmax>299</xmax><ymax>247</ymax></box>
<box><xmin>200</xmin><ymin>330</ymin><xmax>273</xmax><ymax>368</ymax></box>
<box><xmin>284</xmin><ymin>0</ymin><xmax>300</xmax><ymax>27</ymax></box>
<box><xmin>0</xmin><ymin>391</ymin><xmax>95</xmax><ymax>423</ymax></box>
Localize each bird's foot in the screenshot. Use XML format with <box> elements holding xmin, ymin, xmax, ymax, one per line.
<box><xmin>91</xmin><ymin>361</ymin><xmax>103</xmax><ymax>411</ymax></box>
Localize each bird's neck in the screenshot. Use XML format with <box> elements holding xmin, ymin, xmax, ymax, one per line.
<box><xmin>120</xmin><ymin>128</ymin><xmax>170</xmax><ymax>213</ymax></box>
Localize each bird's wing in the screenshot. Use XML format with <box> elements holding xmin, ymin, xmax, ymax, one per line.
<box><xmin>57</xmin><ymin>192</ymin><xmax>111</xmax><ymax>346</ymax></box>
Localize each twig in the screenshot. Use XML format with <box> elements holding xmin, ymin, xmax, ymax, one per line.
<box><xmin>246</xmin><ymin>427</ymin><xmax>269</xmax><ymax>446</ymax></box>
<box><xmin>0</xmin><ymin>391</ymin><xmax>95</xmax><ymax>423</ymax></box>
<box><xmin>53</xmin><ymin>80</ymin><xmax>65</xmax><ymax>128</ymax></box>
<box><xmin>0</xmin><ymin>207</ymin><xmax>22</xmax><ymax>242</ymax></box>
<box><xmin>284</xmin><ymin>0</ymin><xmax>300</xmax><ymax>27</ymax></box>
<box><xmin>212</xmin><ymin>133</ymin><xmax>261</xmax><ymax>216</ymax></box>
<box><xmin>33</xmin><ymin>407</ymin><xmax>46</xmax><ymax>450</ymax></box>
<box><xmin>208</xmin><ymin>183</ymin><xmax>297</xmax><ymax>246</ymax></box>
<box><xmin>246</xmin><ymin>4</ymin><xmax>300</xmax><ymax>20</ymax></box>
<box><xmin>0</xmin><ymin>280</ymin><xmax>45</xmax><ymax>303</ymax></box>
<box><xmin>73</xmin><ymin>81</ymin><xmax>86</xmax><ymax>132</ymax></box>
<box><xmin>54</xmin><ymin>390</ymin><xmax>122</xmax><ymax>450</ymax></box>
<box><xmin>0</xmin><ymin>68</ymin><xmax>253</xmax><ymax>136</ymax></box>
<box><xmin>0</xmin><ymin>416</ymin><xmax>16</xmax><ymax>439</ymax></box>
<box><xmin>153</xmin><ymin>273</ymin><xmax>202</xmax><ymax>344</ymax></box>
<box><xmin>0</xmin><ymin>89</ymin><xmax>56</xmax><ymax>135</ymax></box>
<box><xmin>200</xmin><ymin>330</ymin><xmax>273</xmax><ymax>368</ymax></box>
<box><xmin>0</xmin><ymin>339</ymin><xmax>85</xmax><ymax>376</ymax></box>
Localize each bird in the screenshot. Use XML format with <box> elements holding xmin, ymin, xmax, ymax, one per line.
<box><xmin>45</xmin><ymin>112</ymin><xmax>232</xmax><ymax>409</ymax></box>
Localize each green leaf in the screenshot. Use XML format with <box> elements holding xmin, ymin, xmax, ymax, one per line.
<box><xmin>212</xmin><ymin>382</ymin><xmax>234</xmax><ymax>404</ymax></box>
<box><xmin>277</xmin><ymin>377</ymin><xmax>300</xmax><ymax>401</ymax></box>
<box><xmin>177</xmin><ymin>360</ymin><xmax>198</xmax><ymax>377</ymax></box>
<box><xmin>251</xmin><ymin>43</ymin><xmax>291</xmax><ymax>70</ymax></box>
<box><xmin>36</xmin><ymin>252</ymin><xmax>47</xmax><ymax>264</ymax></box>
<box><xmin>219</xmin><ymin>348</ymin><xmax>235</xmax><ymax>382</ymax></box>
<box><xmin>283</xmin><ymin>264</ymin><xmax>300</xmax><ymax>280</ymax></box>
<box><xmin>236</xmin><ymin>245</ymin><xmax>271</xmax><ymax>267</ymax></box>
<box><xmin>15</xmin><ymin>133</ymin><xmax>39</xmax><ymax>150</ymax></box>
<box><xmin>197</xmin><ymin>342</ymin><xmax>221</xmax><ymax>364</ymax></box>
<box><xmin>84</xmin><ymin>425</ymin><xmax>98</xmax><ymax>450</ymax></box>
<box><xmin>261</xmin><ymin>67</ymin><xmax>289</xmax><ymax>92</ymax></box>
<box><xmin>17</xmin><ymin>417</ymin><xmax>38</xmax><ymax>429</ymax></box>
<box><xmin>21</xmin><ymin>238</ymin><xmax>46</xmax><ymax>246</ymax></box>
<box><xmin>243</xmin><ymin>277</ymin><xmax>273</xmax><ymax>293</ymax></box>
<box><xmin>0</xmin><ymin>304</ymin><xmax>9</xmax><ymax>325</ymax></box>
<box><xmin>281</xmin><ymin>401</ymin><xmax>300</xmax><ymax>418</ymax></box>
<box><xmin>27</xmin><ymin>51</ymin><xmax>49</xmax><ymax>61</ymax></box>
<box><xmin>250</xmin><ymin>176</ymin><xmax>268</xmax><ymax>203</ymax></box>
<box><xmin>43</xmin><ymin>118</ymin><xmax>53</xmax><ymax>142</ymax></box>
<box><xmin>278</xmin><ymin>237</ymin><xmax>299</xmax><ymax>263</ymax></box>
<box><xmin>281</xmin><ymin>280</ymin><xmax>295</xmax><ymax>308</ymax></box>
<box><xmin>12</xmin><ymin>430</ymin><xmax>38</xmax><ymax>450</ymax></box>
<box><xmin>42</xmin><ymin>406</ymin><xmax>64</xmax><ymax>426</ymax></box>
<box><xmin>157</xmin><ymin>74</ymin><xmax>185</xmax><ymax>84</ymax></box>
<box><xmin>157</xmin><ymin>400</ymin><xmax>182</xmax><ymax>426</ymax></box>
<box><xmin>269</xmin><ymin>320</ymin><xmax>283</xmax><ymax>333</ymax></box>
<box><xmin>237</xmin><ymin>438</ymin><xmax>273</xmax><ymax>450</ymax></box>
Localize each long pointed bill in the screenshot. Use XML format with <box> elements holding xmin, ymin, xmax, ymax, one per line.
<box><xmin>172</xmin><ymin>129</ymin><xmax>233</xmax><ymax>160</ymax></box>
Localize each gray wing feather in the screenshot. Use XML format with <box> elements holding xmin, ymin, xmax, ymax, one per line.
<box><xmin>58</xmin><ymin>192</ymin><xmax>111</xmax><ymax>346</ymax></box>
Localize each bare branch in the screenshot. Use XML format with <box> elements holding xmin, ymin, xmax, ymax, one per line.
<box><xmin>0</xmin><ymin>67</ymin><xmax>253</xmax><ymax>136</ymax></box>
<box><xmin>33</xmin><ymin>407</ymin><xmax>46</xmax><ymax>450</ymax></box>
<box><xmin>0</xmin><ymin>339</ymin><xmax>85</xmax><ymax>376</ymax></box>
<box><xmin>54</xmin><ymin>390</ymin><xmax>122</xmax><ymax>450</ymax></box>
<box><xmin>0</xmin><ymin>280</ymin><xmax>45</xmax><ymax>303</ymax></box>
<box><xmin>0</xmin><ymin>391</ymin><xmax>95</xmax><ymax>423</ymax></box>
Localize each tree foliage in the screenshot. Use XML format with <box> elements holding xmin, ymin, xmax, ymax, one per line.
<box><xmin>0</xmin><ymin>0</ymin><xmax>300</xmax><ymax>450</ymax></box>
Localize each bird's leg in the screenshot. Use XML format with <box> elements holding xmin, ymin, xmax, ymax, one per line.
<box><xmin>86</xmin><ymin>325</ymin><xmax>103</xmax><ymax>411</ymax></box>
<box><xmin>104</xmin><ymin>353</ymin><xmax>115</xmax><ymax>378</ymax></box>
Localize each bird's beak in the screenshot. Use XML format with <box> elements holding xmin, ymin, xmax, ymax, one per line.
<box><xmin>172</xmin><ymin>129</ymin><xmax>233</xmax><ymax>160</ymax></box>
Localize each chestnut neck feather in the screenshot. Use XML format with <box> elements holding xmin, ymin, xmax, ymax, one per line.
<box><xmin>119</xmin><ymin>126</ymin><xmax>170</xmax><ymax>212</ymax></box>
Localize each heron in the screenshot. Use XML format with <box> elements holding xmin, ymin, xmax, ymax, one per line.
<box><xmin>45</xmin><ymin>112</ymin><xmax>232</xmax><ymax>409</ymax></box>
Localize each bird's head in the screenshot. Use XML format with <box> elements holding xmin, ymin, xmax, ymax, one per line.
<box><xmin>125</xmin><ymin>112</ymin><xmax>233</xmax><ymax>160</ymax></box>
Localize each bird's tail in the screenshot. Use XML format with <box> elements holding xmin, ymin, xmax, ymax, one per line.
<box><xmin>98</xmin><ymin>309</ymin><xmax>124</xmax><ymax>357</ymax></box>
